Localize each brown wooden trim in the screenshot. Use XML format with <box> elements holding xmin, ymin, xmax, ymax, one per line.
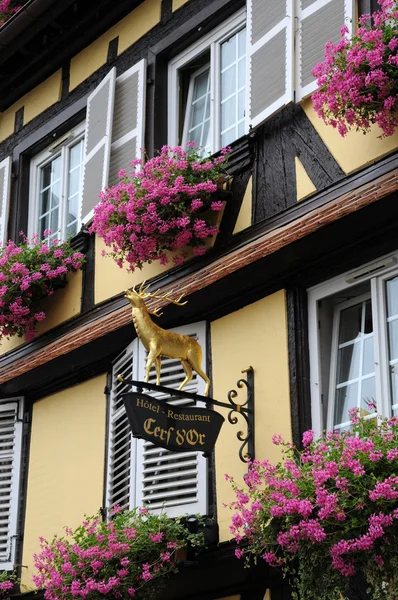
<box><xmin>1</xmin><ymin>166</ymin><xmax>398</xmax><ymax>386</ymax></box>
<box><xmin>287</xmin><ymin>287</ymin><xmax>312</xmax><ymax>447</ymax></box>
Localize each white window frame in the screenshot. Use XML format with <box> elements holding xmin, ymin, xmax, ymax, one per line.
<box><xmin>308</xmin><ymin>251</ymin><xmax>398</xmax><ymax>435</ymax></box>
<box><xmin>0</xmin><ymin>397</ymin><xmax>24</xmax><ymax>571</ymax></box>
<box><xmin>168</xmin><ymin>8</ymin><xmax>246</xmax><ymax>154</ymax></box>
<box><xmin>28</xmin><ymin>122</ymin><xmax>85</xmax><ymax>241</ymax></box>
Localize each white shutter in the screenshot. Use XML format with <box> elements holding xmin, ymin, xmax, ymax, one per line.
<box><xmin>135</xmin><ymin>323</ymin><xmax>208</xmax><ymax>517</ymax></box>
<box><xmin>0</xmin><ymin>157</ymin><xmax>11</xmax><ymax>246</ymax></box>
<box><xmin>109</xmin><ymin>60</ymin><xmax>146</xmax><ymax>187</ymax></box>
<box><xmin>80</xmin><ymin>68</ymin><xmax>116</xmax><ymax>225</ymax></box>
<box><xmin>296</xmin><ymin>0</ymin><xmax>354</xmax><ymax>101</ymax></box>
<box><xmin>0</xmin><ymin>398</ymin><xmax>23</xmax><ymax>570</ymax></box>
<box><xmin>106</xmin><ymin>343</ymin><xmax>138</xmax><ymax>510</ymax></box>
<box><xmin>246</xmin><ymin>0</ymin><xmax>294</xmax><ymax>129</ymax></box>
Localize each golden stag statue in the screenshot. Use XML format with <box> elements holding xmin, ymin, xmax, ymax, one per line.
<box><xmin>125</xmin><ymin>282</ymin><xmax>211</xmax><ymax>396</ymax></box>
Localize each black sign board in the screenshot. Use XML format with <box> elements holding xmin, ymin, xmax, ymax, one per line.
<box><xmin>122</xmin><ymin>392</ymin><xmax>225</xmax><ymax>453</ymax></box>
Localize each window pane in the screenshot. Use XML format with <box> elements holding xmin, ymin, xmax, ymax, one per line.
<box><xmin>219</xmin><ymin>28</ymin><xmax>246</xmax><ymax>147</ymax></box>
<box><xmin>40</xmin><ymin>189</ymin><xmax>50</xmax><ymax>215</ymax></box>
<box><xmin>39</xmin><ymin>214</ymin><xmax>49</xmax><ymax>239</ymax></box>
<box><xmin>339</xmin><ymin>304</ymin><xmax>362</xmax><ymax>343</ymax></box>
<box><xmin>362</xmin><ymin>337</ymin><xmax>375</xmax><ymax>375</ymax></box>
<box><xmin>221</xmin><ymin>34</ymin><xmax>236</xmax><ymax>70</ymax></box>
<box><xmin>388</xmin><ymin>320</ymin><xmax>398</xmax><ymax>361</ymax></box>
<box><xmin>221</xmin><ymin>65</ymin><xmax>236</xmax><ymax>99</ymax></box>
<box><xmin>221</xmin><ymin>97</ymin><xmax>236</xmax><ymax>131</ymax></box>
<box><xmin>337</xmin><ymin>343</ymin><xmax>360</xmax><ymax>384</ymax></box>
<box><xmin>40</xmin><ymin>163</ymin><xmax>52</xmax><ymax>190</ymax></box>
<box><xmin>50</xmin><ymin>208</ymin><xmax>59</xmax><ymax>235</ymax></box>
<box><xmin>335</xmin><ymin>383</ymin><xmax>358</xmax><ymax>427</ymax></box>
<box><xmin>387</xmin><ymin>277</ymin><xmax>398</xmax><ymax>317</ymax></box>
<box><xmin>191</xmin><ymin>97</ymin><xmax>206</xmax><ymax>128</ymax></box>
<box><xmin>52</xmin><ymin>156</ymin><xmax>61</xmax><ymax>182</ymax></box>
<box><xmin>68</xmin><ymin>167</ymin><xmax>81</xmax><ymax>198</ymax></box>
<box><xmin>51</xmin><ymin>182</ymin><xmax>60</xmax><ymax>207</ymax></box>
<box><xmin>238</xmin><ymin>28</ymin><xmax>246</xmax><ymax>58</ymax></box>
<box><xmin>69</xmin><ymin>141</ymin><xmax>83</xmax><ymax>170</ymax></box>
<box><xmin>361</xmin><ymin>377</ymin><xmax>376</xmax><ymax>414</ymax></box>
<box><xmin>390</xmin><ymin>364</ymin><xmax>398</xmax><ymax>414</ymax></box>
<box><xmin>193</xmin><ymin>71</ymin><xmax>209</xmax><ymax>101</ymax></box>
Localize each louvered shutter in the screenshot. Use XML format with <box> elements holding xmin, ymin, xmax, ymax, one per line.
<box><xmin>80</xmin><ymin>67</ymin><xmax>116</xmax><ymax>225</ymax></box>
<box><xmin>135</xmin><ymin>323</ymin><xmax>208</xmax><ymax>517</ymax></box>
<box><xmin>0</xmin><ymin>398</ymin><xmax>23</xmax><ymax>569</ymax></box>
<box><xmin>296</xmin><ymin>0</ymin><xmax>354</xmax><ymax>100</ymax></box>
<box><xmin>109</xmin><ymin>60</ymin><xmax>146</xmax><ymax>187</ymax></box>
<box><xmin>106</xmin><ymin>342</ymin><xmax>138</xmax><ymax>510</ymax></box>
<box><xmin>0</xmin><ymin>157</ymin><xmax>11</xmax><ymax>246</ymax></box>
<box><xmin>246</xmin><ymin>0</ymin><xmax>294</xmax><ymax>129</ymax></box>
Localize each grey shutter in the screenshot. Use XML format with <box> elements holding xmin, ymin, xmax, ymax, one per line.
<box><xmin>246</xmin><ymin>0</ymin><xmax>294</xmax><ymax>129</ymax></box>
<box><xmin>0</xmin><ymin>398</ymin><xmax>23</xmax><ymax>569</ymax></box>
<box><xmin>106</xmin><ymin>343</ymin><xmax>137</xmax><ymax>510</ymax></box>
<box><xmin>135</xmin><ymin>323</ymin><xmax>208</xmax><ymax>517</ymax></box>
<box><xmin>109</xmin><ymin>60</ymin><xmax>146</xmax><ymax>187</ymax></box>
<box><xmin>80</xmin><ymin>68</ymin><xmax>116</xmax><ymax>225</ymax></box>
<box><xmin>0</xmin><ymin>157</ymin><xmax>11</xmax><ymax>246</ymax></box>
<box><xmin>296</xmin><ymin>0</ymin><xmax>354</xmax><ymax>100</ymax></box>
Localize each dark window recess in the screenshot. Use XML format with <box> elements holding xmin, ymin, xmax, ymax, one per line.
<box><xmin>358</xmin><ymin>0</ymin><xmax>380</xmax><ymax>17</ymax></box>
<box><xmin>61</xmin><ymin>62</ymin><xmax>70</xmax><ymax>101</ymax></box>
<box><xmin>107</xmin><ymin>37</ymin><xmax>119</xmax><ymax>63</ymax></box>
<box><xmin>14</xmin><ymin>107</ymin><xmax>24</xmax><ymax>134</ymax></box>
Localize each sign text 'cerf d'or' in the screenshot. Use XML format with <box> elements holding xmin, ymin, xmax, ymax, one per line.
<box><xmin>122</xmin><ymin>392</ymin><xmax>225</xmax><ymax>453</ymax></box>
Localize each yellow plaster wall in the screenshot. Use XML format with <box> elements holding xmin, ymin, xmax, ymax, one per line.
<box><xmin>69</xmin><ymin>0</ymin><xmax>161</xmax><ymax>90</ymax></box>
<box><xmin>172</xmin><ymin>0</ymin><xmax>191</xmax><ymax>10</ymax></box>
<box><xmin>295</xmin><ymin>156</ymin><xmax>316</xmax><ymax>201</ymax></box>
<box><xmin>94</xmin><ymin>237</ymin><xmax>173</xmax><ymax>304</ymax></box>
<box><xmin>0</xmin><ymin>71</ymin><xmax>61</xmax><ymax>143</ymax></box>
<box><xmin>233</xmin><ymin>176</ymin><xmax>252</xmax><ymax>234</ymax></box>
<box><xmin>36</xmin><ymin>270</ymin><xmax>82</xmax><ymax>334</ymax></box>
<box><xmin>0</xmin><ymin>270</ymin><xmax>82</xmax><ymax>358</ymax></box>
<box><xmin>211</xmin><ymin>291</ymin><xmax>291</xmax><ymax>542</ymax></box>
<box><xmin>21</xmin><ymin>375</ymin><xmax>107</xmax><ymax>587</ymax></box>
<box><xmin>302</xmin><ymin>98</ymin><xmax>398</xmax><ymax>174</ymax></box>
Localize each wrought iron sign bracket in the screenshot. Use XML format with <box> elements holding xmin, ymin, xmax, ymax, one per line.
<box><xmin>118</xmin><ymin>366</ymin><xmax>255</xmax><ymax>465</ymax></box>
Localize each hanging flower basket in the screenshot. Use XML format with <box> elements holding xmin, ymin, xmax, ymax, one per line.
<box><xmin>312</xmin><ymin>0</ymin><xmax>398</xmax><ymax>137</ymax></box>
<box><xmin>89</xmin><ymin>144</ymin><xmax>231</xmax><ymax>272</ymax></box>
<box><xmin>0</xmin><ymin>233</ymin><xmax>85</xmax><ymax>342</ymax></box>
<box><xmin>228</xmin><ymin>409</ymin><xmax>398</xmax><ymax>600</ymax></box>
<box><xmin>33</xmin><ymin>506</ymin><xmax>205</xmax><ymax>600</ymax></box>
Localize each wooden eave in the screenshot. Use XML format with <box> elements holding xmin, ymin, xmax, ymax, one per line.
<box><xmin>0</xmin><ymin>0</ymin><xmax>144</xmax><ymax>111</ymax></box>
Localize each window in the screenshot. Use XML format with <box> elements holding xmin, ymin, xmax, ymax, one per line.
<box><xmin>106</xmin><ymin>323</ymin><xmax>208</xmax><ymax>517</ymax></box>
<box><xmin>0</xmin><ymin>398</ymin><xmax>23</xmax><ymax>571</ymax></box>
<box><xmin>29</xmin><ymin>123</ymin><xmax>85</xmax><ymax>243</ymax></box>
<box><xmin>168</xmin><ymin>10</ymin><xmax>246</xmax><ymax>154</ymax></box>
<box><xmin>308</xmin><ymin>253</ymin><xmax>398</xmax><ymax>434</ymax></box>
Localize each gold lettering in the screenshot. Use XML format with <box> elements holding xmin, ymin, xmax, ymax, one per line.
<box><xmin>186</xmin><ymin>429</ymin><xmax>199</xmax><ymax>446</ymax></box>
<box><xmin>144</xmin><ymin>418</ymin><xmax>156</xmax><ymax>435</ymax></box>
<box><xmin>199</xmin><ymin>433</ymin><xmax>206</xmax><ymax>445</ymax></box>
<box><xmin>176</xmin><ymin>429</ymin><xmax>185</xmax><ymax>446</ymax></box>
<box><xmin>168</xmin><ymin>409</ymin><xmax>174</xmax><ymax>418</ymax></box>
<box><xmin>166</xmin><ymin>427</ymin><xmax>174</xmax><ymax>445</ymax></box>
<box><xmin>137</xmin><ymin>398</ymin><xmax>144</xmax><ymax>407</ymax></box>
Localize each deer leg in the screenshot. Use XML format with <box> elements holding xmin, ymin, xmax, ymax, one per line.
<box><xmin>179</xmin><ymin>360</ymin><xmax>193</xmax><ymax>392</ymax></box>
<box><xmin>187</xmin><ymin>350</ymin><xmax>211</xmax><ymax>396</ymax></box>
<box><xmin>145</xmin><ymin>349</ymin><xmax>159</xmax><ymax>383</ymax></box>
<box><xmin>155</xmin><ymin>357</ymin><xmax>161</xmax><ymax>386</ymax></box>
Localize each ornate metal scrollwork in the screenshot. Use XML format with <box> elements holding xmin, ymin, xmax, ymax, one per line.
<box><xmin>227</xmin><ymin>367</ymin><xmax>254</xmax><ymax>464</ymax></box>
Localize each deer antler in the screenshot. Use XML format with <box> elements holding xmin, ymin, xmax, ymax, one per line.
<box><xmin>146</xmin><ymin>288</ymin><xmax>188</xmax><ymax>306</ymax></box>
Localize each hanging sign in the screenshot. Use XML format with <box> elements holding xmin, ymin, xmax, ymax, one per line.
<box><xmin>122</xmin><ymin>392</ymin><xmax>225</xmax><ymax>453</ymax></box>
